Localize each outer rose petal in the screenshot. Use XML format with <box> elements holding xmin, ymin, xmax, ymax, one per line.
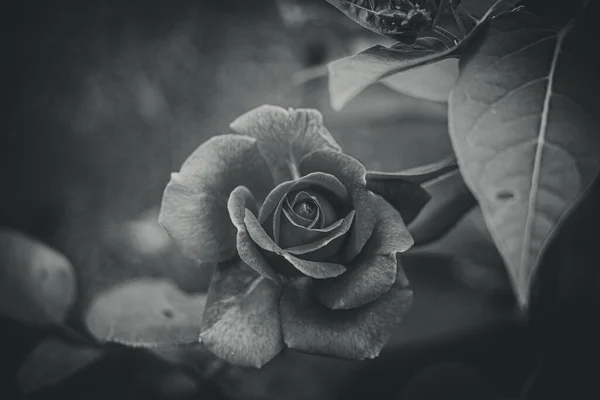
<box><xmin>299</xmin><ymin>150</ymin><xmax>377</xmax><ymax>262</ymax></box>
<box><xmin>228</xmin><ymin>187</ymin><xmax>281</xmax><ymax>284</ymax></box>
<box><xmin>315</xmin><ymin>196</ymin><xmax>414</xmax><ymax>309</ymax></box>
<box><xmin>230</xmin><ymin>105</ymin><xmax>342</xmax><ymax>183</ymax></box>
<box><xmin>200</xmin><ymin>258</ymin><xmax>284</xmax><ymax>368</ymax></box>
<box><xmin>244</xmin><ymin>211</ymin><xmax>346</xmax><ymax>279</ymax></box>
<box><xmin>280</xmin><ymin>272</ymin><xmax>413</xmax><ymax>360</ymax></box>
<box><xmin>159</xmin><ymin>134</ymin><xmax>273</xmax><ymax>263</ymax></box>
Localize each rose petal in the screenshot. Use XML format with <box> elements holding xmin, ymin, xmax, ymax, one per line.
<box><xmin>282</xmin><ymin>254</ymin><xmax>346</xmax><ymax>279</ymax></box>
<box><xmin>278</xmin><ymin>208</ymin><xmax>342</xmax><ymax>249</ymax></box>
<box><xmin>314</xmin><ymin>197</ymin><xmax>414</xmax><ymax>309</ymax></box>
<box><xmin>285</xmin><ymin>210</ymin><xmax>355</xmax><ymax>262</ymax></box>
<box><xmin>299</xmin><ymin>150</ymin><xmax>377</xmax><ymax>262</ymax></box>
<box><xmin>258</xmin><ymin>172</ymin><xmax>349</xmax><ymax>223</ymax></box>
<box><xmin>200</xmin><ymin>258</ymin><xmax>284</xmax><ymax>368</ymax></box>
<box><xmin>229</xmin><ymin>105</ymin><xmax>342</xmax><ymax>183</ymax></box>
<box><xmin>280</xmin><ymin>273</ymin><xmax>413</xmax><ymax>360</ymax></box>
<box><xmin>370</xmin><ymin>196</ymin><xmax>414</xmax><ymax>255</ymax></box>
<box><xmin>159</xmin><ymin>134</ymin><xmax>272</xmax><ymax>263</ymax></box>
<box><xmin>244</xmin><ymin>211</ymin><xmax>346</xmax><ymax>279</ymax></box>
<box><xmin>228</xmin><ymin>187</ymin><xmax>281</xmax><ymax>283</ymax></box>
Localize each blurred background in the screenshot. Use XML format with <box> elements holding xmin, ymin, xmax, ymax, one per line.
<box><xmin>0</xmin><ymin>0</ymin><xmax>534</xmax><ymax>399</ymax></box>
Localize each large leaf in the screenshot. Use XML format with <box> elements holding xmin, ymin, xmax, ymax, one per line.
<box><xmin>0</xmin><ymin>229</ymin><xmax>76</xmax><ymax>326</ymax></box>
<box><xmin>327</xmin><ymin>0</ymin><xmax>516</xmax><ymax>110</ymax></box>
<box><xmin>18</xmin><ymin>338</ymin><xmax>103</xmax><ymax>393</ymax></box>
<box><xmin>448</xmin><ymin>11</ymin><xmax>600</xmax><ymax>308</ymax></box>
<box><xmin>85</xmin><ymin>278</ymin><xmax>207</xmax><ymax>346</ymax></box>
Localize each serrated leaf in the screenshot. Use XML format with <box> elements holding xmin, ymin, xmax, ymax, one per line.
<box><xmin>448</xmin><ymin>11</ymin><xmax>600</xmax><ymax>308</ymax></box>
<box><xmin>327</xmin><ymin>0</ymin><xmax>514</xmax><ymax>110</ymax></box>
<box><xmin>0</xmin><ymin>229</ymin><xmax>76</xmax><ymax>326</ymax></box>
<box><xmin>18</xmin><ymin>338</ymin><xmax>103</xmax><ymax>394</ymax></box>
<box><xmin>85</xmin><ymin>278</ymin><xmax>207</xmax><ymax>346</ymax></box>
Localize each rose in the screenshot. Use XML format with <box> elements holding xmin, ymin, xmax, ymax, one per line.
<box><xmin>159</xmin><ymin>105</ymin><xmax>431</xmax><ymax>368</ymax></box>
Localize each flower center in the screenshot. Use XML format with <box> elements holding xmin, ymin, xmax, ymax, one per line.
<box><xmin>293</xmin><ymin>200</ymin><xmax>317</xmax><ymax>219</ymax></box>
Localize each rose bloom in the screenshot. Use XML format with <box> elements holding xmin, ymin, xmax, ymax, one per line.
<box><xmin>159</xmin><ymin>105</ymin><xmax>420</xmax><ymax>368</ymax></box>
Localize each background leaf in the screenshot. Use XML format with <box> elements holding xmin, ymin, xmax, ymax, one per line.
<box><xmin>326</xmin><ymin>0</ymin><xmax>512</xmax><ymax>110</ymax></box>
<box><xmin>381</xmin><ymin>58</ymin><xmax>459</xmax><ymax>103</ymax></box>
<box><xmin>448</xmin><ymin>11</ymin><xmax>600</xmax><ymax>308</ymax></box>
<box><xmin>85</xmin><ymin>278</ymin><xmax>207</xmax><ymax>346</ymax></box>
<box><xmin>17</xmin><ymin>338</ymin><xmax>104</xmax><ymax>394</ymax></box>
<box><xmin>0</xmin><ymin>229</ymin><xmax>76</xmax><ymax>326</ymax></box>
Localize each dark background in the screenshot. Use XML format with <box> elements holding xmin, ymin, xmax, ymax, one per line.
<box><xmin>0</xmin><ymin>1</ymin><xmax>537</xmax><ymax>399</ymax></box>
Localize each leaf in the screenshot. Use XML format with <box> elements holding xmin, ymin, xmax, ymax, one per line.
<box><xmin>85</xmin><ymin>278</ymin><xmax>207</xmax><ymax>346</ymax></box>
<box><xmin>408</xmin><ymin>168</ymin><xmax>477</xmax><ymax>245</ymax></box>
<box><xmin>448</xmin><ymin>11</ymin><xmax>600</xmax><ymax>308</ymax></box>
<box><xmin>366</xmin><ymin>156</ymin><xmax>459</xmax><ymax>224</ymax></box>
<box><xmin>18</xmin><ymin>338</ymin><xmax>103</xmax><ymax>393</ymax></box>
<box><xmin>327</xmin><ymin>0</ymin><xmax>514</xmax><ymax>110</ymax></box>
<box><xmin>0</xmin><ymin>229</ymin><xmax>76</xmax><ymax>326</ymax></box>
<box><xmin>381</xmin><ymin>57</ymin><xmax>459</xmax><ymax>102</ymax></box>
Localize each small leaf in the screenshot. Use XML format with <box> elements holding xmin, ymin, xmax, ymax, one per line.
<box><xmin>448</xmin><ymin>11</ymin><xmax>600</xmax><ymax>308</ymax></box>
<box><xmin>366</xmin><ymin>156</ymin><xmax>459</xmax><ymax>224</ymax></box>
<box><xmin>409</xmin><ymin>168</ymin><xmax>477</xmax><ymax>245</ymax></box>
<box><xmin>0</xmin><ymin>229</ymin><xmax>75</xmax><ymax>326</ymax></box>
<box><xmin>85</xmin><ymin>278</ymin><xmax>207</xmax><ymax>346</ymax></box>
<box><xmin>18</xmin><ymin>338</ymin><xmax>103</xmax><ymax>393</ymax></box>
<box><xmin>327</xmin><ymin>0</ymin><xmax>514</xmax><ymax>110</ymax></box>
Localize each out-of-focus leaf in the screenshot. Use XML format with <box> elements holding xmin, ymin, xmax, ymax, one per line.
<box><xmin>366</xmin><ymin>156</ymin><xmax>459</xmax><ymax>224</ymax></box>
<box><xmin>327</xmin><ymin>0</ymin><xmax>515</xmax><ymax>110</ymax></box>
<box><xmin>328</xmin><ymin>39</ymin><xmax>453</xmax><ymax>110</ymax></box>
<box><xmin>0</xmin><ymin>229</ymin><xmax>75</xmax><ymax>326</ymax></box>
<box><xmin>409</xmin><ymin>168</ymin><xmax>476</xmax><ymax>245</ymax></box>
<box><xmin>381</xmin><ymin>57</ymin><xmax>459</xmax><ymax>102</ymax></box>
<box><xmin>448</xmin><ymin>11</ymin><xmax>600</xmax><ymax>308</ymax></box>
<box><xmin>85</xmin><ymin>278</ymin><xmax>206</xmax><ymax>346</ymax></box>
<box><xmin>17</xmin><ymin>338</ymin><xmax>103</xmax><ymax>394</ymax></box>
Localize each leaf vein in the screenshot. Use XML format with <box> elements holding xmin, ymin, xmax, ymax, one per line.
<box><xmin>489</xmin><ymin>35</ymin><xmax>556</xmax><ymax>69</ymax></box>
<box><xmin>466</xmin><ymin>77</ymin><xmax>547</xmax><ymax>135</ymax></box>
<box><xmin>520</xmin><ymin>21</ymin><xmax>573</xmax><ymax>290</ymax></box>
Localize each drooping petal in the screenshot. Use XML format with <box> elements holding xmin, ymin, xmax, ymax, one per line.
<box><xmin>228</xmin><ymin>187</ymin><xmax>281</xmax><ymax>283</ymax></box>
<box><xmin>280</xmin><ymin>274</ymin><xmax>413</xmax><ymax>360</ymax></box>
<box><xmin>200</xmin><ymin>258</ymin><xmax>284</xmax><ymax>368</ymax></box>
<box><xmin>282</xmin><ymin>254</ymin><xmax>346</xmax><ymax>279</ymax></box>
<box><xmin>299</xmin><ymin>150</ymin><xmax>377</xmax><ymax>262</ymax></box>
<box><xmin>244</xmin><ymin>211</ymin><xmax>346</xmax><ymax>279</ymax></box>
<box><xmin>159</xmin><ymin>134</ymin><xmax>273</xmax><ymax>263</ymax></box>
<box><xmin>314</xmin><ymin>197</ymin><xmax>413</xmax><ymax>309</ymax></box>
<box><xmin>230</xmin><ymin>105</ymin><xmax>342</xmax><ymax>183</ymax></box>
